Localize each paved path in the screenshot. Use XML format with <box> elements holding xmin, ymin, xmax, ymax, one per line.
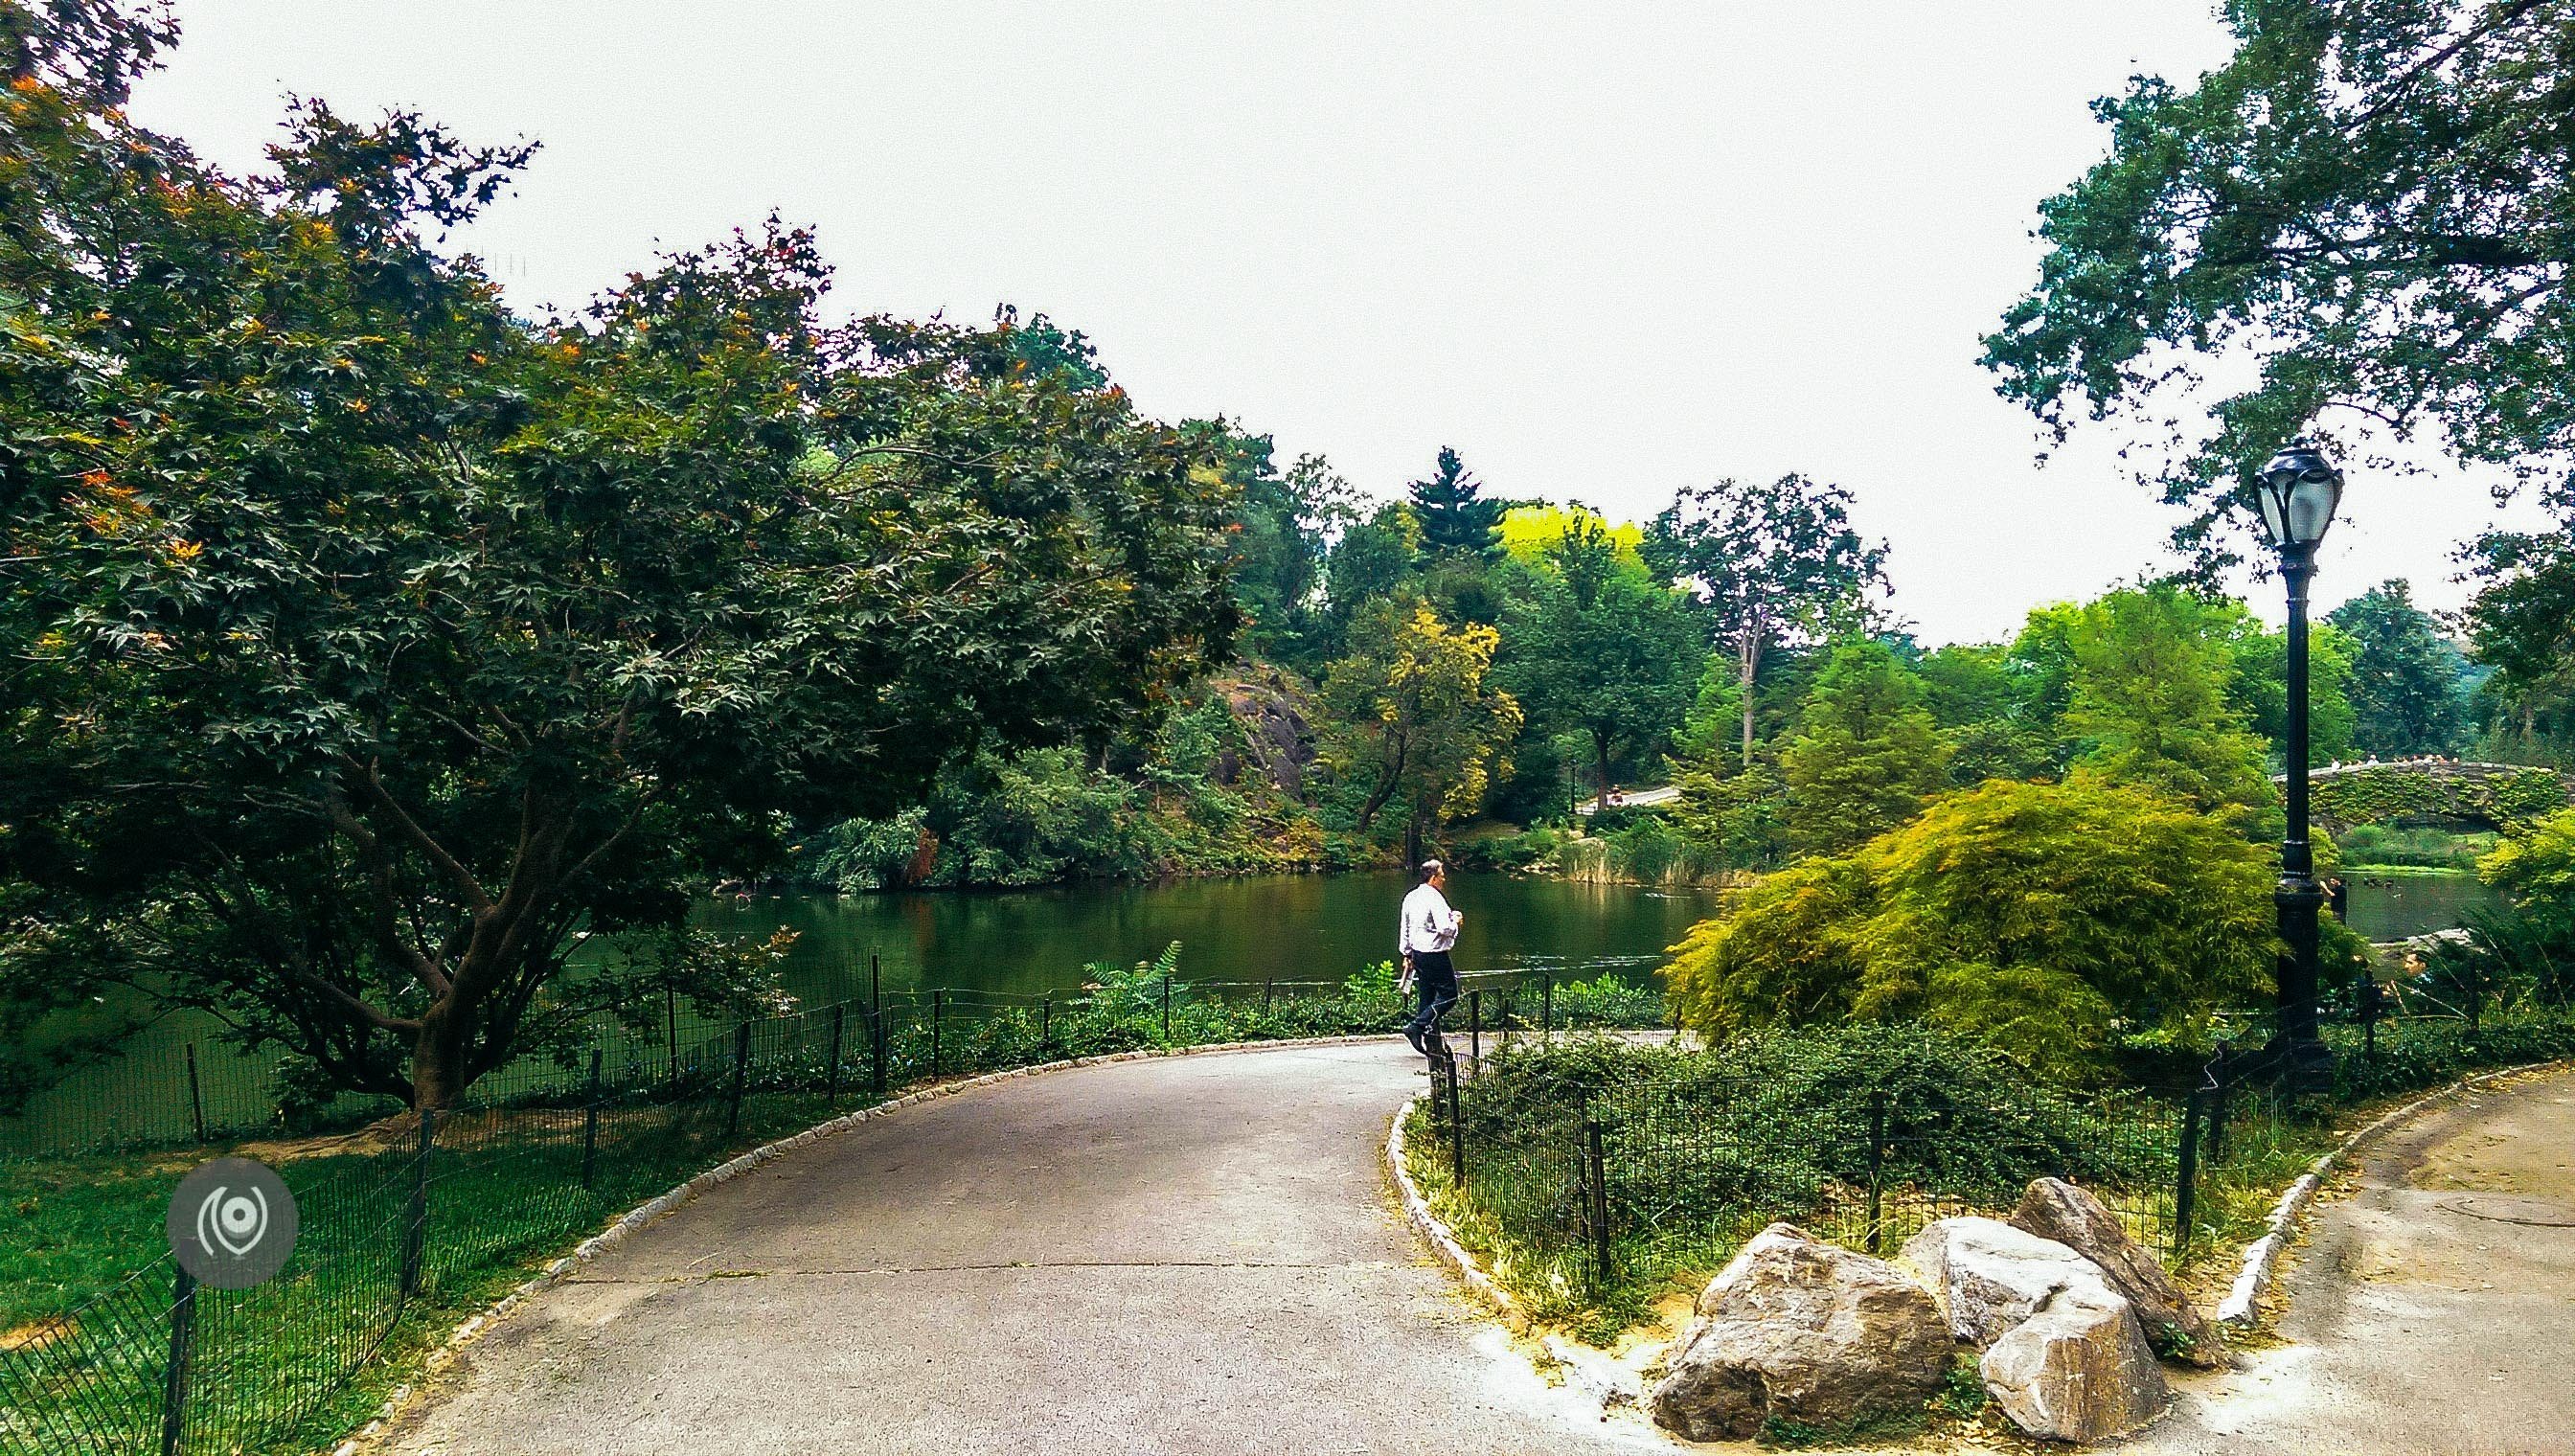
<box><xmin>370</xmin><ymin>1042</ymin><xmax>1658</xmax><ymax>1456</ymax></box>
<box><xmin>2131</xmin><ymin>1066</ymin><xmax>2575</xmax><ymax>1456</ymax></box>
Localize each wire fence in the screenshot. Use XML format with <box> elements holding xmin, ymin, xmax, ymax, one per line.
<box><xmin>1411</xmin><ymin>1003</ymin><xmax>2575</xmax><ymax>1324</ymax></box>
<box><xmin>0</xmin><ymin>963</ymin><xmax>1663</xmax><ymax>1454</ymax></box>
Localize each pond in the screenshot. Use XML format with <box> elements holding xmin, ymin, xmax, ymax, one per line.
<box><xmin>1</xmin><ymin>873</ymin><xmax>1718</xmax><ymax>1154</ymax></box>
<box><xmin>2339</xmin><ymin>870</ymin><xmax>2502</xmax><ymax>944</ymax></box>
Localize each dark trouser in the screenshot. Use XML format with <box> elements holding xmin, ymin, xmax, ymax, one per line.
<box><xmin>1404</xmin><ymin>951</ymin><xmax>1459</xmax><ymax>1060</ymax></box>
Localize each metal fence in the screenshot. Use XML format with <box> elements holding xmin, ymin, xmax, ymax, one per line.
<box><xmin>0</xmin><ymin>964</ymin><xmax>1661</xmax><ymax>1454</ymax></box>
<box><xmin>1423</xmin><ymin>1050</ymin><xmax>2188</xmax><ymax>1308</ymax></box>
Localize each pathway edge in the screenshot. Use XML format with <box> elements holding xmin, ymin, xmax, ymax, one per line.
<box><xmin>1383</xmin><ymin>1090</ymin><xmax>1526</xmax><ymax>1332</ymax></box>
<box><xmin>2216</xmin><ymin>1058</ymin><xmax>2569</xmax><ymax>1327</ymax></box>
<box><xmin>332</xmin><ymin>1032</ymin><xmax>1406</xmax><ymax>1456</ymax></box>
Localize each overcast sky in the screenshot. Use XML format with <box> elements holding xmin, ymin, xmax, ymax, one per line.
<box><xmin>126</xmin><ymin>2</ymin><xmax>2553</xmax><ymax>645</ymax></box>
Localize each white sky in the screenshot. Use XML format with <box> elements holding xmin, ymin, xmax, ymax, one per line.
<box><xmin>126</xmin><ymin>1</ymin><xmax>2554</xmax><ymax>645</ymax></box>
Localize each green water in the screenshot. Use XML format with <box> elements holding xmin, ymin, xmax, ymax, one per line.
<box><xmin>2</xmin><ymin>873</ymin><xmax>1717</xmax><ymax>1153</ymax></box>
<box><xmin>2338</xmin><ymin>870</ymin><xmax>2502</xmax><ymax>944</ymax></box>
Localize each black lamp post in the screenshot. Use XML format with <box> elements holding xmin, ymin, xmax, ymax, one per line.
<box><xmin>2252</xmin><ymin>439</ymin><xmax>2344</xmax><ymax>1079</ymax></box>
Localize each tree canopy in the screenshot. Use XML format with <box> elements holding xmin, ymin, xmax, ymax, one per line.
<box><xmin>1647</xmin><ymin>474</ymin><xmax>1887</xmax><ymax>768</ymax></box>
<box><xmin>2329</xmin><ymin>579</ymin><xmax>2472</xmax><ymax>757</ymax></box>
<box><xmin>1496</xmin><ymin>516</ymin><xmax>1701</xmax><ymax>810</ymax></box>
<box><xmin>1982</xmin><ymin>0</ymin><xmax>2575</xmax><ymax>557</ymax></box>
<box><xmin>1779</xmin><ymin>642</ymin><xmax>1952</xmax><ymax>854</ymax></box>
<box><xmin>0</xmin><ymin>14</ymin><xmax>1239</xmax><ymax>1106</ymax></box>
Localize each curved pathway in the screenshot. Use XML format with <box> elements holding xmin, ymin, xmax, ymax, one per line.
<box><xmin>369</xmin><ymin>1042</ymin><xmax>1656</xmax><ymax>1455</ymax></box>
<box><xmin>2131</xmin><ymin>1065</ymin><xmax>2575</xmax><ymax>1455</ymax></box>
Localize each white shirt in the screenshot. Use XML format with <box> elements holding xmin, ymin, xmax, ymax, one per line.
<box><xmin>1400</xmin><ymin>882</ymin><xmax>1463</xmax><ymax>957</ymax></box>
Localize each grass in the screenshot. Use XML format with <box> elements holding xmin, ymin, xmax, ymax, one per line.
<box><xmin>2337</xmin><ymin>825</ymin><xmax>2495</xmax><ymax>871</ymax></box>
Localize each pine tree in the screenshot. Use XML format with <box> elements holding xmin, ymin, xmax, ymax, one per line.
<box><xmin>1408</xmin><ymin>446</ymin><xmax>1503</xmax><ymax>562</ymax></box>
<box><xmin>1780</xmin><ymin>642</ymin><xmax>1952</xmax><ymax>854</ymax></box>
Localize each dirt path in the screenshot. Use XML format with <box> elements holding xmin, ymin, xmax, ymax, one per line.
<box><xmin>362</xmin><ymin>1041</ymin><xmax>1661</xmax><ymax>1456</ymax></box>
<box><xmin>2128</xmin><ymin>1066</ymin><xmax>2575</xmax><ymax>1456</ymax></box>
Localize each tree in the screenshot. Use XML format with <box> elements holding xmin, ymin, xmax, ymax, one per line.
<box><xmin>0</xmin><ymin>17</ymin><xmax>1239</xmax><ymax>1108</ymax></box>
<box><xmin>1982</xmin><ymin>0</ymin><xmax>2575</xmax><ymax>557</ymax></box>
<box><xmin>2328</xmin><ymin>580</ymin><xmax>2471</xmax><ymax>757</ymax></box>
<box><xmin>1189</xmin><ymin>419</ymin><xmax>1354</xmax><ymax>666</ymax></box>
<box><xmin>1497</xmin><ymin>515</ymin><xmax>1702</xmax><ymax>809</ymax></box>
<box><xmin>1648</xmin><ymin>474</ymin><xmax>1888</xmax><ymax>769</ymax></box>
<box><xmin>1665</xmin><ymin>779</ymin><xmax>2278</xmax><ymax>1081</ymax></box>
<box><xmin>1408</xmin><ymin>445</ymin><xmax>1503</xmax><ymax>564</ymax></box>
<box><xmin>2063</xmin><ymin>588</ymin><xmax>2277</xmax><ymax>823</ymax></box>
<box><xmin>1779</xmin><ymin>642</ymin><xmax>1953</xmax><ymax>854</ymax></box>
<box><xmin>1317</xmin><ymin>602</ymin><xmax>1523</xmax><ymax>868</ymax></box>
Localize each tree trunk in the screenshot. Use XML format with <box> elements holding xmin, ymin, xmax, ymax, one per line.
<box><xmin>409</xmin><ymin>998</ymin><xmax>474</xmax><ymax>1111</ymax></box>
<box><xmin>1594</xmin><ymin>728</ymin><xmax>1614</xmax><ymax>813</ymax></box>
<box><xmin>1738</xmin><ymin>626</ymin><xmax>1765</xmax><ymax>771</ymax></box>
<box><xmin>1401</xmin><ymin>814</ymin><xmax>1424</xmax><ymax>876</ymax></box>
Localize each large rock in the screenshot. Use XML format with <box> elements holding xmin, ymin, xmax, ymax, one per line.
<box><xmin>1899</xmin><ymin>1216</ymin><xmax>2127</xmax><ymax>1348</ymax></box>
<box><xmin>2011</xmin><ymin>1176</ymin><xmax>2224</xmax><ymax>1367</ymax></box>
<box><xmin>1648</xmin><ymin>1222</ymin><xmax>1951</xmax><ymax>1442</ymax></box>
<box><xmin>1980</xmin><ymin>1288</ymin><xmax>2171</xmax><ymax>1443</ymax></box>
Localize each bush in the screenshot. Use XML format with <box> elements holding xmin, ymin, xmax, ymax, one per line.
<box><xmin>1666</xmin><ymin>779</ymin><xmax>2276</xmax><ymax>1081</ymax></box>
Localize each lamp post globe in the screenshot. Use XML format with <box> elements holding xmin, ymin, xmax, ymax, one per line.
<box><xmin>2254</xmin><ymin>439</ymin><xmax>2343</xmax><ymax>1082</ymax></box>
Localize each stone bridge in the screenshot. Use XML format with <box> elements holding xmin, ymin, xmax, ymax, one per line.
<box><xmin>2281</xmin><ymin>760</ymin><xmax>2570</xmax><ymax>832</ymax></box>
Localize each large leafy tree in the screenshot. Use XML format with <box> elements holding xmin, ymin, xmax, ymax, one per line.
<box><xmin>2328</xmin><ymin>579</ymin><xmax>2472</xmax><ymax>756</ymax></box>
<box><xmin>1497</xmin><ymin>514</ymin><xmax>1702</xmax><ymax>810</ymax></box>
<box><xmin>1983</xmin><ymin>0</ymin><xmax>2575</xmax><ymax>557</ymax></box>
<box><xmin>1779</xmin><ymin>642</ymin><xmax>1953</xmax><ymax>854</ymax></box>
<box><xmin>1647</xmin><ymin>474</ymin><xmax>1888</xmax><ymax>769</ymax></box>
<box><xmin>1665</xmin><ymin>778</ymin><xmax>2279</xmax><ymax>1081</ymax></box>
<box><xmin>0</xmin><ymin>7</ymin><xmax>1238</xmax><ymax>1107</ymax></box>
<box><xmin>1316</xmin><ymin>602</ymin><xmax>1522</xmax><ymax>868</ymax></box>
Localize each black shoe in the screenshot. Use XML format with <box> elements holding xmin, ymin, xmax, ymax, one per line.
<box><xmin>1402</xmin><ymin>1025</ymin><xmax>1424</xmax><ymax>1054</ymax></box>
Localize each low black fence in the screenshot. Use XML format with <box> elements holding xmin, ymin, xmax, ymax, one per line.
<box><xmin>1410</xmin><ymin>1006</ymin><xmax>2573</xmax><ymax>1315</ymax></box>
<box><xmin>0</xmin><ymin>965</ymin><xmax>1663</xmax><ymax>1454</ymax></box>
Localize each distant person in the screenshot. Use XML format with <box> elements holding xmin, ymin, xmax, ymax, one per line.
<box><xmin>1399</xmin><ymin>858</ymin><xmax>1464</xmax><ymax>1067</ymax></box>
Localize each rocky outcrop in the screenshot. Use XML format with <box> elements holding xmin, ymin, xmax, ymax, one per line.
<box><xmin>2011</xmin><ymin>1177</ymin><xmax>2224</xmax><ymax>1366</ymax></box>
<box><xmin>1981</xmin><ymin>1287</ymin><xmax>2170</xmax><ymax>1443</ymax></box>
<box><xmin>1648</xmin><ymin>1223</ymin><xmax>1950</xmax><ymax>1442</ymax></box>
<box><xmin>1212</xmin><ymin>673</ymin><xmax>1315</xmax><ymax>797</ymax></box>
<box><xmin>1902</xmin><ymin>1215</ymin><xmax>2169</xmax><ymax>1443</ymax></box>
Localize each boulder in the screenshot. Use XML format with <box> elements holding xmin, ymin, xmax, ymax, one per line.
<box><xmin>1980</xmin><ymin>1288</ymin><xmax>2171</xmax><ymax>1443</ymax></box>
<box><xmin>1648</xmin><ymin>1222</ymin><xmax>1951</xmax><ymax>1442</ymax></box>
<box><xmin>1899</xmin><ymin>1216</ymin><xmax>2125</xmax><ymax>1348</ymax></box>
<box><xmin>2011</xmin><ymin>1176</ymin><xmax>2224</xmax><ymax>1366</ymax></box>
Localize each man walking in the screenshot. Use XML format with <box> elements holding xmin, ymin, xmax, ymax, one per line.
<box><xmin>1399</xmin><ymin>858</ymin><xmax>1463</xmax><ymax>1066</ymax></box>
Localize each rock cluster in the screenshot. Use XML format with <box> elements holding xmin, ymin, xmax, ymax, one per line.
<box><xmin>1646</xmin><ymin>1181</ymin><xmax>2205</xmax><ymax>1446</ymax></box>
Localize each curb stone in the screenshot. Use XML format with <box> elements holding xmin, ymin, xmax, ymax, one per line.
<box><xmin>2216</xmin><ymin>1058</ymin><xmax>2570</xmax><ymax>1327</ymax></box>
<box><xmin>1382</xmin><ymin>1091</ymin><xmax>1525</xmax><ymax>1331</ymax></box>
<box><xmin>332</xmin><ymin>1032</ymin><xmax>1408</xmax><ymax>1455</ymax></box>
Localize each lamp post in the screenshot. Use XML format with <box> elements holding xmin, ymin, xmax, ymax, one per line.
<box><xmin>2252</xmin><ymin>439</ymin><xmax>2344</xmax><ymax>1081</ymax></box>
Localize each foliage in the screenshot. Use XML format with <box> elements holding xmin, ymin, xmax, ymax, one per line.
<box><xmin>1076</xmin><ymin>942</ymin><xmax>1189</xmax><ymax>1022</ymax></box>
<box><xmin>2063</xmin><ymin>586</ymin><xmax>2277</xmax><ymax>826</ymax></box>
<box><xmin>2328</xmin><ymin>580</ymin><xmax>2472</xmax><ymax>757</ymax></box>
<box><xmin>2464</xmin><ymin>528</ymin><xmax>2575</xmax><ymax>762</ymax></box>
<box><xmin>1670</xmin><ymin>760</ymin><xmax>1792</xmax><ymax>870</ymax></box>
<box><xmin>1496</xmin><ymin>513</ymin><xmax>1703</xmax><ymax>808</ymax></box>
<box><xmin>2311</xmin><ymin>764</ymin><xmax>2569</xmax><ymax>830</ymax></box>
<box><xmin>1192</xmin><ymin>420</ymin><xmax>1356</xmax><ymax>667</ymax></box>
<box><xmin>2336</xmin><ymin>825</ymin><xmax>2493</xmax><ymax>871</ymax></box>
<box><xmin>1982</xmin><ymin>0</ymin><xmax>2575</xmax><ymax>557</ymax></box>
<box><xmin>0</xmin><ymin>20</ymin><xmax>1237</xmax><ymax>1108</ymax></box>
<box><xmin>1316</xmin><ymin>601</ymin><xmax>1524</xmax><ymax>863</ymax></box>
<box><xmin>1648</xmin><ymin>475</ymin><xmax>1888</xmax><ymax>768</ymax></box>
<box><xmin>1666</xmin><ymin>779</ymin><xmax>2277</xmax><ymax>1081</ymax></box>
<box><xmin>1779</xmin><ymin>642</ymin><xmax>1953</xmax><ymax>854</ymax></box>
<box><xmin>1408</xmin><ymin>445</ymin><xmax>1504</xmax><ymax>564</ymax></box>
